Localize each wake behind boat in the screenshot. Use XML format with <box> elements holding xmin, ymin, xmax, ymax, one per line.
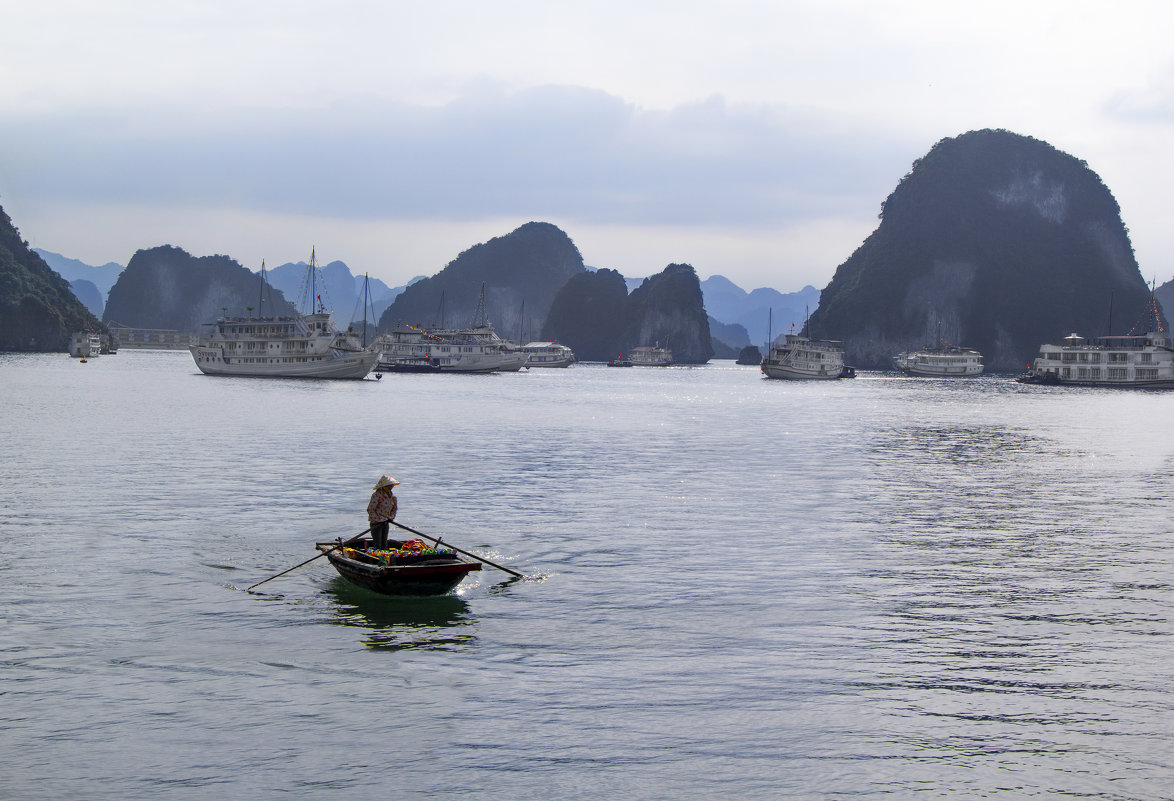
<box><xmin>189</xmin><ymin>252</ymin><xmax>378</xmax><ymax>380</ymax></box>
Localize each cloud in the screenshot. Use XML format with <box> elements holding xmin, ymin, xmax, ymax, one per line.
<box><xmin>0</xmin><ymin>85</ymin><xmax>917</xmax><ymax>230</ymax></box>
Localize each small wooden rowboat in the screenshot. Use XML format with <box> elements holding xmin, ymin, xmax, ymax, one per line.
<box><xmin>315</xmin><ymin>537</ymin><xmax>481</xmax><ymax>596</ymax></box>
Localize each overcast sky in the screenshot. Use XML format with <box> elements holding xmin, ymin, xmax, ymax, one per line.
<box><xmin>2</xmin><ymin>0</ymin><xmax>1173</xmax><ymax>292</ymax></box>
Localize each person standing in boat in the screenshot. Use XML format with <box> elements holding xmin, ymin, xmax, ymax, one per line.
<box><xmin>367</xmin><ymin>475</ymin><xmax>399</xmax><ymax>550</ymax></box>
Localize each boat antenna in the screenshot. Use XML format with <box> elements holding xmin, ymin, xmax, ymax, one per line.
<box><xmin>1106</xmin><ymin>291</ymin><xmax>1114</xmax><ymax>337</ymax></box>
<box><xmin>258</xmin><ymin>259</ymin><xmax>267</xmax><ymax>317</ymax></box>
<box><xmin>517</xmin><ymin>298</ymin><xmax>525</xmax><ymax>342</ymax></box>
<box><xmin>433</xmin><ymin>291</ymin><xmax>446</xmax><ymax>328</ymax></box>
<box><xmin>766</xmin><ymin>308</ymin><xmax>772</xmax><ymax>352</ymax></box>
<box><xmin>471</xmin><ymin>283</ymin><xmax>488</xmax><ymax>328</ymax></box>
<box><xmin>361</xmin><ymin>272</ymin><xmax>370</xmax><ymax>347</ymax></box>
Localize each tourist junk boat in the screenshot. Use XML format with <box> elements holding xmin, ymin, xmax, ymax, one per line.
<box><xmin>375</xmin><ymin>322</ymin><xmax>528</xmax><ymax>372</ymax></box>
<box><xmin>629</xmin><ymin>345</ymin><xmax>673</xmax><ymax>366</ymax></box>
<box><xmin>1017</xmin><ymin>292</ymin><xmax>1174</xmax><ymax>387</ymax></box>
<box><xmin>315</xmin><ymin>536</ymin><xmax>481</xmax><ymax>596</ymax></box>
<box><xmin>521</xmin><ymin>340</ymin><xmax>576</xmax><ymax>367</ymax></box>
<box><xmin>69</xmin><ymin>331</ymin><xmax>102</xmax><ymax>359</ymax></box>
<box><xmin>761</xmin><ymin>333</ymin><xmax>852</xmax><ymax>380</ymax></box>
<box><xmin>190</xmin><ymin>254</ymin><xmax>379</xmax><ymax>379</ymax></box>
<box><xmin>893</xmin><ymin>346</ymin><xmax>985</xmax><ymax>377</ymax></box>
<box><xmin>375</xmin><ymin>285</ymin><xmax>528</xmax><ymax>373</ymax></box>
<box><xmin>1016</xmin><ymin>331</ymin><xmax>1174</xmax><ymax>387</ymax></box>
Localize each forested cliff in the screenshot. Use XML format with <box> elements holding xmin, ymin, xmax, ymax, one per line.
<box><xmin>378</xmin><ymin>222</ymin><xmax>585</xmax><ymax>339</ymax></box>
<box><xmin>807</xmin><ymin>129</ymin><xmax>1158</xmax><ymax>370</ymax></box>
<box><xmin>543</xmin><ymin>263</ymin><xmax>713</xmax><ymax>363</ymax></box>
<box><xmin>103</xmin><ymin>246</ymin><xmax>296</xmax><ymax>332</ymax></box>
<box><xmin>0</xmin><ymin>202</ymin><xmax>103</xmax><ymax>351</ymax></box>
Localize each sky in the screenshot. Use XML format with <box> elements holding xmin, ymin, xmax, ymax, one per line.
<box><xmin>2</xmin><ymin>0</ymin><xmax>1174</xmax><ymax>292</ymax></box>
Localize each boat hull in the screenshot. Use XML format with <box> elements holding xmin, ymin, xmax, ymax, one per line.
<box><xmin>316</xmin><ymin>542</ymin><xmax>481</xmax><ymax>596</ymax></box>
<box><xmin>191</xmin><ymin>345</ymin><xmax>378</xmax><ymax>379</ymax></box>
<box><xmin>760</xmin><ymin>362</ymin><xmax>843</xmax><ymax>380</ymax></box>
<box><xmin>896</xmin><ymin>365</ymin><xmax>984</xmax><ymax>377</ymax></box>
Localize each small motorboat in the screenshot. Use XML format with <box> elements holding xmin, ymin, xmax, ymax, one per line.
<box><xmin>316</xmin><ymin>537</ymin><xmax>481</xmax><ymax>596</ymax></box>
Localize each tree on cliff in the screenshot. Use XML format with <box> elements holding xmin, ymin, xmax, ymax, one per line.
<box><xmin>378</xmin><ymin>222</ymin><xmax>586</xmax><ymax>338</ymax></box>
<box><xmin>807</xmin><ymin>129</ymin><xmax>1158</xmax><ymax>370</ymax></box>
<box><xmin>0</xmin><ymin>202</ymin><xmax>103</xmax><ymax>351</ymax></box>
<box><xmin>103</xmin><ymin>246</ymin><xmax>296</xmax><ymax>332</ymax></box>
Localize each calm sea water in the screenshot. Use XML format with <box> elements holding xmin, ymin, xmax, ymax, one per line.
<box><xmin>2</xmin><ymin>350</ymin><xmax>1173</xmax><ymax>800</ymax></box>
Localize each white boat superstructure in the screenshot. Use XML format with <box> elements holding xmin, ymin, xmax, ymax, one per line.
<box><xmin>893</xmin><ymin>346</ymin><xmax>984</xmax><ymax>377</ymax></box>
<box><xmin>761</xmin><ymin>333</ymin><xmax>848</xmax><ymax>380</ymax></box>
<box><xmin>375</xmin><ymin>323</ymin><xmax>528</xmax><ymax>373</ymax></box>
<box><xmin>521</xmin><ymin>341</ymin><xmax>576</xmax><ymax>367</ymax></box>
<box><xmin>189</xmin><ymin>252</ymin><xmax>378</xmax><ymax>379</ymax></box>
<box><xmin>190</xmin><ymin>311</ymin><xmax>378</xmax><ymax>379</ymax></box>
<box><xmin>69</xmin><ymin>331</ymin><xmax>102</xmax><ymax>358</ymax></box>
<box><xmin>629</xmin><ymin>345</ymin><xmax>672</xmax><ymax>366</ymax></box>
<box><xmin>1017</xmin><ymin>331</ymin><xmax>1174</xmax><ymax>387</ymax></box>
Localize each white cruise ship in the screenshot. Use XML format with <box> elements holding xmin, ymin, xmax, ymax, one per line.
<box><xmin>190</xmin><ymin>311</ymin><xmax>378</xmax><ymax>379</ymax></box>
<box><xmin>375</xmin><ymin>323</ymin><xmax>527</xmax><ymax>373</ymax></box>
<box><xmin>761</xmin><ymin>334</ymin><xmax>851</xmax><ymax>380</ymax></box>
<box><xmin>189</xmin><ymin>253</ymin><xmax>379</xmax><ymax>380</ymax></box>
<box><xmin>521</xmin><ymin>341</ymin><xmax>576</xmax><ymax>367</ymax></box>
<box><xmin>893</xmin><ymin>346</ymin><xmax>984</xmax><ymax>377</ymax></box>
<box><xmin>629</xmin><ymin>345</ymin><xmax>672</xmax><ymax>366</ymax></box>
<box><xmin>1017</xmin><ymin>331</ymin><xmax>1174</xmax><ymax>387</ymax></box>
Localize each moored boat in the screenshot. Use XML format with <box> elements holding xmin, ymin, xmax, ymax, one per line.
<box><xmin>189</xmin><ymin>253</ymin><xmax>379</xmax><ymax>379</ymax></box>
<box><xmin>629</xmin><ymin>345</ymin><xmax>673</xmax><ymax>366</ymax></box>
<box><xmin>521</xmin><ymin>340</ymin><xmax>576</xmax><ymax>367</ymax></box>
<box><xmin>316</xmin><ymin>537</ymin><xmax>481</xmax><ymax>596</ymax></box>
<box><xmin>607</xmin><ymin>354</ymin><xmax>633</xmax><ymax>367</ymax></box>
<box><xmin>761</xmin><ymin>333</ymin><xmax>849</xmax><ymax>380</ymax></box>
<box><xmin>69</xmin><ymin>331</ymin><xmax>102</xmax><ymax>358</ymax></box>
<box><xmin>375</xmin><ymin>323</ymin><xmax>528</xmax><ymax>373</ymax></box>
<box><xmin>1016</xmin><ymin>331</ymin><xmax>1174</xmax><ymax>387</ymax></box>
<box><xmin>893</xmin><ymin>346</ymin><xmax>984</xmax><ymax>377</ymax></box>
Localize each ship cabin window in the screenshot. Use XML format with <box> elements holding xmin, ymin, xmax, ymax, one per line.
<box><xmin>1046</xmin><ymin>351</ymin><xmax>1060</xmax><ymax>360</ymax></box>
<box><xmin>1078</xmin><ymin>352</ymin><xmax>1089</xmax><ymax>363</ymax></box>
<box><xmin>1108</xmin><ymin>367</ymin><xmax>1128</xmax><ymax>380</ymax></box>
<box><xmin>1141</xmin><ymin>352</ymin><xmax>1153</xmax><ymax>364</ymax></box>
<box><xmin>1062</xmin><ymin>353</ymin><xmax>1077</xmax><ymax>363</ymax></box>
<box><xmin>1090</xmin><ymin>353</ymin><xmax>1102</xmax><ymax>363</ymax></box>
<box><xmin>1138</xmin><ymin>368</ymin><xmax>1158</xmax><ymax>380</ymax></box>
<box><xmin>1061</xmin><ymin>368</ymin><xmax>1071</xmax><ymax>379</ymax></box>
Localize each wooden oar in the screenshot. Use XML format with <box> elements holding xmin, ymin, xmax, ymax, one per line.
<box><xmin>246</xmin><ymin>527</ymin><xmax>372</xmax><ymax>592</ymax></box>
<box><xmin>392</xmin><ymin>520</ymin><xmax>524</xmax><ymax>578</ymax></box>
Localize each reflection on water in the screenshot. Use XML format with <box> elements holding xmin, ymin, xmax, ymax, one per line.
<box><xmin>320</xmin><ymin>577</ymin><xmax>477</xmax><ymax>651</ymax></box>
